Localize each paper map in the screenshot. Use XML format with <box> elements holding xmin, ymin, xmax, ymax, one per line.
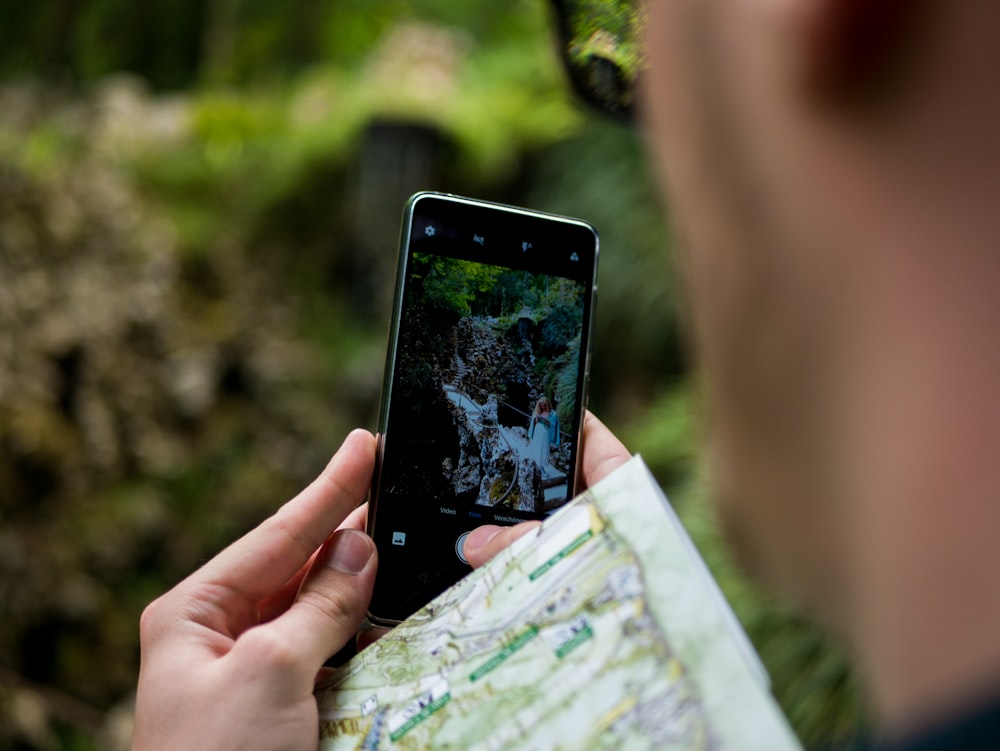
<box><xmin>316</xmin><ymin>456</ymin><xmax>802</xmax><ymax>750</ymax></box>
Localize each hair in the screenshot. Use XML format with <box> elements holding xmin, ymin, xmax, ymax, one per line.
<box><xmin>533</xmin><ymin>396</ymin><xmax>550</xmax><ymax>416</ymax></box>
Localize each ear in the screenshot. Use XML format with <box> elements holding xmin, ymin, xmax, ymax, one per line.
<box><xmin>802</xmin><ymin>0</ymin><xmax>929</xmax><ymax>108</ymax></box>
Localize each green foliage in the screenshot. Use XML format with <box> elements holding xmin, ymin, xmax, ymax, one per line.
<box><xmin>559</xmin><ymin>0</ymin><xmax>645</xmax><ymax>81</ymax></box>
<box><xmin>553</xmin><ymin>334</ymin><xmax>583</xmax><ymax>426</ymax></box>
<box><xmin>416</xmin><ymin>254</ymin><xmax>503</xmax><ymax>317</ymax></box>
<box><xmin>539</xmin><ymin>304</ymin><xmax>579</xmax><ymax>356</ymax></box>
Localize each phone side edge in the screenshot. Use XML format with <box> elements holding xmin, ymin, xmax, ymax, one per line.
<box><xmin>364</xmin><ymin>194</ymin><xmax>429</xmax><ymax>627</ymax></box>
<box><xmin>569</xmin><ymin>222</ymin><xmax>599</xmax><ymax>502</ymax></box>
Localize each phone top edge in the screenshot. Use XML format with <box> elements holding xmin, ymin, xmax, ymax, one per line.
<box><xmin>406</xmin><ymin>191</ymin><xmax>600</xmax><ymax>239</ymax></box>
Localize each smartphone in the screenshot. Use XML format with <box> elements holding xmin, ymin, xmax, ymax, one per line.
<box><xmin>366</xmin><ymin>192</ymin><xmax>599</xmax><ymax>625</ymax></box>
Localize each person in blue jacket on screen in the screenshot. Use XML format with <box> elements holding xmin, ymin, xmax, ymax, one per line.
<box><xmin>528</xmin><ymin>396</ymin><xmax>559</xmax><ymax>473</ymax></box>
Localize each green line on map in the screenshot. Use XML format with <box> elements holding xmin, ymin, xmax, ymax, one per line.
<box><xmin>389</xmin><ymin>692</ymin><xmax>451</xmax><ymax>742</ymax></box>
<box><xmin>469</xmin><ymin>625</ymin><xmax>540</xmax><ymax>682</ymax></box>
<box><xmin>528</xmin><ymin>529</ymin><xmax>594</xmax><ymax>581</ymax></box>
<box><xmin>555</xmin><ymin>623</ymin><xmax>594</xmax><ymax>659</ymax></box>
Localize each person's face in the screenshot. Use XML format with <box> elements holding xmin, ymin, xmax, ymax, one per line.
<box><xmin>640</xmin><ymin>0</ymin><xmax>859</xmax><ymax>610</ymax></box>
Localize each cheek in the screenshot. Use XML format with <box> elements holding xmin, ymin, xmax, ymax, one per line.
<box><xmin>644</xmin><ymin>0</ymin><xmax>841</xmax><ymax>437</ymax></box>
<box><xmin>642</xmin><ymin>1</ymin><xmax>852</xmax><ymax>606</ymax></box>
<box><xmin>642</xmin><ymin>0</ymin><xmax>721</xmax><ymax>233</ymax></box>
<box><xmin>642</xmin><ymin>0</ymin><xmax>774</xmax><ymax>348</ymax></box>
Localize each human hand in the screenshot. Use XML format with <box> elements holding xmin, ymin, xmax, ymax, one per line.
<box><xmin>462</xmin><ymin>411</ymin><xmax>630</xmax><ymax>568</ymax></box>
<box><xmin>133</xmin><ymin>429</ymin><xmax>378</xmax><ymax>751</ymax></box>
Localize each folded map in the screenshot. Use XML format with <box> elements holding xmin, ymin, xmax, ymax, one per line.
<box><xmin>316</xmin><ymin>455</ymin><xmax>802</xmax><ymax>750</ymax></box>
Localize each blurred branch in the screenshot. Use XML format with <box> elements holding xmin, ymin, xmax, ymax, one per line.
<box><xmin>46</xmin><ymin>0</ymin><xmax>85</xmax><ymax>79</ymax></box>
<box><xmin>201</xmin><ymin>0</ymin><xmax>242</xmax><ymax>85</ymax></box>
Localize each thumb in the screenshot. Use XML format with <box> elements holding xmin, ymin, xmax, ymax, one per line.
<box><xmin>234</xmin><ymin>529</ymin><xmax>377</xmax><ymax>688</ymax></box>
<box><xmin>462</xmin><ymin>522</ymin><xmax>540</xmax><ymax>569</ymax></box>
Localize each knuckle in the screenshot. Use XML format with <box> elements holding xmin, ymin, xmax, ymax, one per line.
<box><xmin>239</xmin><ymin>626</ymin><xmax>300</xmax><ymax>671</ymax></box>
<box><xmin>300</xmin><ymin>581</ymin><xmax>364</xmax><ymax>632</ymax></box>
<box><xmin>307</xmin><ymin>585</ymin><xmax>357</xmax><ymax>620</ymax></box>
<box><xmin>138</xmin><ymin>595</ymin><xmax>169</xmax><ymax>645</ymax></box>
<box><xmin>268</xmin><ymin>509</ymin><xmax>323</xmax><ymax>561</ymax></box>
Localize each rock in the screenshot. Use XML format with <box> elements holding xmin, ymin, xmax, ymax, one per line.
<box><xmin>446</xmin><ymin>398</ymin><xmax>481</xmax><ymax>496</ymax></box>
<box><xmin>513</xmin><ymin>456</ymin><xmax>542</xmax><ymax>513</ymax></box>
<box><xmin>474</xmin><ymin>411</ymin><xmax>509</xmax><ymax>507</ymax></box>
<box><xmin>469</xmin><ymin>408</ymin><xmax>544</xmax><ymax>511</ymax></box>
<box><xmin>452</xmin><ymin>317</ymin><xmax>536</xmax><ymax>423</ymax></box>
<box><xmin>481</xmin><ymin>394</ymin><xmax>498</xmax><ymax>425</ymax></box>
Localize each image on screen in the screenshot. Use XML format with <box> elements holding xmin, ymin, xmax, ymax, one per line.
<box><xmin>383</xmin><ymin>251</ymin><xmax>588</xmax><ymax>518</ymax></box>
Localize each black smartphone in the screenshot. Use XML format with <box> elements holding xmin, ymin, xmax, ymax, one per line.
<box><xmin>366</xmin><ymin>192</ymin><xmax>599</xmax><ymax>625</ymax></box>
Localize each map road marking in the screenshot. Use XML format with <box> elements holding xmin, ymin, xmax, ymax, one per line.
<box><xmin>388</xmin><ymin>679</ymin><xmax>450</xmax><ymax>741</ymax></box>
<box><xmin>553</xmin><ymin>617</ymin><xmax>595</xmax><ymax>659</ymax></box>
<box><xmin>469</xmin><ymin>625</ymin><xmax>540</xmax><ymax>682</ymax></box>
<box><xmin>529</xmin><ymin>529</ymin><xmax>593</xmax><ymax>581</ymax></box>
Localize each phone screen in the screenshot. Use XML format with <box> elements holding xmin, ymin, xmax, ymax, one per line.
<box><xmin>367</xmin><ymin>193</ymin><xmax>598</xmax><ymax>624</ymax></box>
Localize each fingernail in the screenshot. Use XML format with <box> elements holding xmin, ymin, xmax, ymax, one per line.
<box><xmin>463</xmin><ymin>525</ymin><xmax>502</xmax><ymax>556</ymax></box>
<box><xmin>327</xmin><ymin>529</ymin><xmax>374</xmax><ymax>575</ymax></box>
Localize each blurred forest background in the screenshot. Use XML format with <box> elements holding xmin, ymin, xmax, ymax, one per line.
<box><xmin>0</xmin><ymin>1</ymin><xmax>863</xmax><ymax>748</ymax></box>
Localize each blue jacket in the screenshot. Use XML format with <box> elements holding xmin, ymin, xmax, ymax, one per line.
<box><xmin>529</xmin><ymin>412</ymin><xmax>560</xmax><ymax>448</ymax></box>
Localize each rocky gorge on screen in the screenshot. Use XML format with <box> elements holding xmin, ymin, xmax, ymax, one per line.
<box><xmin>384</xmin><ymin>253</ymin><xmax>586</xmax><ymax>516</ymax></box>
